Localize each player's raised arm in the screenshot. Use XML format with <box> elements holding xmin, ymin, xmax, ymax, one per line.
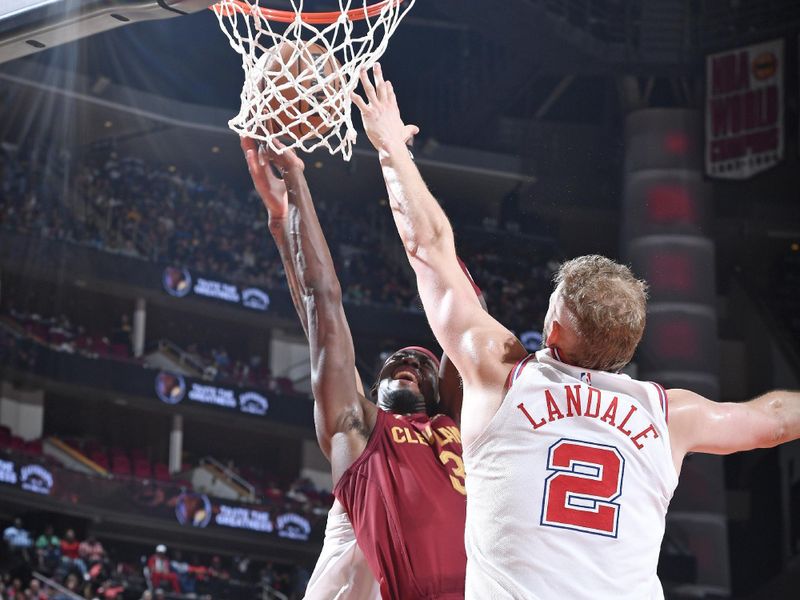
<box><xmin>242</xmin><ymin>137</ymin><xmax>372</xmax><ymax>472</ymax></box>
<box><xmin>351</xmin><ymin>65</ymin><xmax>525</xmax><ymax>404</ymax></box>
<box><xmin>437</xmin><ymin>260</ymin><xmax>489</xmax><ymax>426</ymax></box>
<box><xmin>668</xmin><ymin>388</ymin><xmax>800</xmax><ymax>472</ymax></box>
<box><xmin>241</xmin><ymin>137</ymin><xmax>309</xmax><ymax>335</ymax></box>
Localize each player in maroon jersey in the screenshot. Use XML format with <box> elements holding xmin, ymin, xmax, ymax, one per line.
<box><xmin>241</xmin><ymin>136</ymin><xmax>469</xmax><ymax>599</ymax></box>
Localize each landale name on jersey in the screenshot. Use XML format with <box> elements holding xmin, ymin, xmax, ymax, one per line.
<box><xmin>516</xmin><ymin>384</ymin><xmax>660</xmax><ymax>450</ymax></box>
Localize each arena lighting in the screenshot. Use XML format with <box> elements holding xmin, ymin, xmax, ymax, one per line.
<box><xmin>103</xmin><ymin>120</ymin><xmax>112</xmax><ymax>128</ymax></box>
<box><xmin>646</xmin><ymin>184</ymin><xmax>696</xmax><ymax>225</ymax></box>
<box><xmin>211</xmin><ymin>145</ymin><xmax>220</xmax><ymax>154</ymax></box>
<box><xmin>314</xmin><ymin>161</ymin><xmax>323</xmax><ymax>169</ymax></box>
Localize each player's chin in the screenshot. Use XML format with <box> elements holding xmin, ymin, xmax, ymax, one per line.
<box><xmin>380</xmin><ymin>387</ymin><xmax>424</xmax><ymax>413</ymax></box>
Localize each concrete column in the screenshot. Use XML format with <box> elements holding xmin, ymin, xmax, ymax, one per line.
<box><xmin>0</xmin><ymin>382</ymin><xmax>44</xmax><ymax>440</ymax></box>
<box><xmin>132</xmin><ymin>298</ymin><xmax>146</xmax><ymax>358</ymax></box>
<box><xmin>168</xmin><ymin>414</ymin><xmax>183</xmax><ymax>474</ymax></box>
<box><xmin>300</xmin><ymin>439</ymin><xmax>332</xmax><ymax>492</ymax></box>
<box><xmin>269</xmin><ymin>330</ymin><xmax>311</xmax><ymax>394</ymax></box>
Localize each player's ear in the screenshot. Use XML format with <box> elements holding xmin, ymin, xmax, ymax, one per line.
<box><xmin>546</xmin><ymin>320</ymin><xmax>562</xmax><ymax>348</ymax></box>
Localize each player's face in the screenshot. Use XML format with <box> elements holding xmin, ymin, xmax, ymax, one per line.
<box><xmin>374</xmin><ymin>349</ymin><xmax>439</xmax><ymax>415</ymax></box>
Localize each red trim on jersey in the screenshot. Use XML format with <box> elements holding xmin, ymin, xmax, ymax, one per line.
<box><xmin>550</xmin><ymin>346</ymin><xmax>576</xmax><ymax>367</ymax></box>
<box><xmin>651</xmin><ymin>382</ymin><xmax>669</xmax><ymax>423</ymax></box>
<box><xmin>456</xmin><ymin>257</ymin><xmax>483</xmax><ymax>298</ymax></box>
<box><xmin>505</xmin><ymin>354</ymin><xmax>535</xmax><ymax>390</ymax></box>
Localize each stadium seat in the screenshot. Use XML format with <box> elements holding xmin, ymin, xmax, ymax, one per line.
<box><xmin>134</xmin><ymin>459</ymin><xmax>152</xmax><ymax>479</ymax></box>
<box><xmin>153</xmin><ymin>463</ymin><xmax>170</xmax><ymax>482</ymax></box>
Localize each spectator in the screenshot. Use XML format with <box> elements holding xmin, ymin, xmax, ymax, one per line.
<box><xmin>25</xmin><ymin>579</ymin><xmax>47</xmax><ymax>600</ymax></box>
<box><xmin>5</xmin><ymin>578</ymin><xmax>22</xmax><ymax>600</ymax></box>
<box><xmin>59</xmin><ymin>529</ymin><xmax>87</xmax><ymax>579</ymax></box>
<box><xmin>3</xmin><ymin>519</ymin><xmax>32</xmax><ymax>563</ymax></box>
<box><xmin>169</xmin><ymin>550</ymin><xmax>194</xmax><ymax>595</ymax></box>
<box><xmin>51</xmin><ymin>573</ymin><xmax>81</xmax><ymax>600</ymax></box>
<box><xmin>97</xmin><ymin>577</ymin><xmax>125</xmax><ymax>600</ymax></box>
<box><xmin>78</xmin><ymin>535</ymin><xmax>106</xmax><ymax>579</ymax></box>
<box><xmin>34</xmin><ymin>525</ymin><xmax>60</xmax><ymax>573</ymax></box>
<box><xmin>206</xmin><ymin>556</ymin><xmax>229</xmax><ymax>597</ymax></box>
<box><xmin>110</xmin><ymin>314</ymin><xmax>131</xmax><ymax>347</ymax></box>
<box><xmin>146</xmin><ymin>545</ymin><xmax>180</xmax><ymax>594</ymax></box>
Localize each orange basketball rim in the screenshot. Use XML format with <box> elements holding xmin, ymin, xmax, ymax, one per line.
<box><xmin>212</xmin><ymin>0</ymin><xmax>403</xmax><ymax>25</ymax></box>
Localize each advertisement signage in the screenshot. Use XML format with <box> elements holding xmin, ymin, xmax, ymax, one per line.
<box><xmin>0</xmin><ymin>456</ymin><xmax>318</xmax><ymax>543</ymax></box>
<box><xmin>706</xmin><ymin>39</ymin><xmax>784</xmax><ymax>179</ymax></box>
<box><xmin>155</xmin><ymin>372</ymin><xmax>270</xmax><ymax>417</ymax></box>
<box><xmin>162</xmin><ymin>267</ymin><xmax>270</xmax><ymax>312</ymax></box>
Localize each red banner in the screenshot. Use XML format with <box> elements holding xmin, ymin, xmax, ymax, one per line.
<box><xmin>706</xmin><ymin>39</ymin><xmax>784</xmax><ymax>179</ymax></box>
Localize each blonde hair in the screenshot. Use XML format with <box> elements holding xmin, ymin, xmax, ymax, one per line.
<box><xmin>554</xmin><ymin>255</ymin><xmax>648</xmax><ymax>372</ymax></box>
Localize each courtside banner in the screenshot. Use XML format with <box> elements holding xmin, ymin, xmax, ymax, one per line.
<box><xmin>0</xmin><ymin>452</ymin><xmax>323</xmax><ymax>543</ymax></box>
<box><xmin>706</xmin><ymin>39</ymin><xmax>784</xmax><ymax>179</ymax></box>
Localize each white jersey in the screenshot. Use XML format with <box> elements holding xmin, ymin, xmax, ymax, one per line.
<box><xmin>304</xmin><ymin>500</ymin><xmax>380</xmax><ymax>600</ymax></box>
<box><xmin>464</xmin><ymin>348</ymin><xmax>678</xmax><ymax>600</ymax></box>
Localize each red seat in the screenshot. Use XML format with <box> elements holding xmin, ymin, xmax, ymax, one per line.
<box><xmin>153</xmin><ymin>463</ymin><xmax>171</xmax><ymax>482</ymax></box>
<box><xmin>111</xmin><ymin>455</ymin><xmax>131</xmax><ymax>476</ymax></box>
<box><xmin>89</xmin><ymin>448</ymin><xmax>108</xmax><ymax>465</ymax></box>
<box><xmin>134</xmin><ymin>459</ymin><xmax>152</xmax><ymax>479</ymax></box>
<box><xmin>24</xmin><ymin>439</ymin><xmax>42</xmax><ymax>455</ymax></box>
<box><xmin>275</xmin><ymin>377</ymin><xmax>294</xmax><ymax>394</ymax></box>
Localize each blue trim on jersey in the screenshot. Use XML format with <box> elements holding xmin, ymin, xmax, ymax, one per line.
<box><xmin>510</xmin><ymin>354</ymin><xmax>536</xmax><ymax>387</ymax></box>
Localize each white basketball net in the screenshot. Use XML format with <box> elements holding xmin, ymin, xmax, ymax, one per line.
<box><xmin>213</xmin><ymin>0</ymin><xmax>415</xmax><ymax>160</ymax></box>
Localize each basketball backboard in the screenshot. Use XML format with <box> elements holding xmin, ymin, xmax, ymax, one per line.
<box><xmin>0</xmin><ymin>0</ymin><xmax>214</xmax><ymax>65</ymax></box>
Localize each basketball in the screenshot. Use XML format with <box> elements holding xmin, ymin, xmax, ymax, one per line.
<box><xmin>254</xmin><ymin>41</ymin><xmax>342</xmax><ymax>141</ymax></box>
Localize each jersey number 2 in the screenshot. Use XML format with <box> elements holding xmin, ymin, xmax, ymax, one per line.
<box><xmin>541</xmin><ymin>438</ymin><xmax>625</xmax><ymax>537</ymax></box>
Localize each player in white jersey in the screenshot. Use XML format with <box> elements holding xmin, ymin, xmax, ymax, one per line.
<box><xmin>351</xmin><ymin>63</ymin><xmax>800</xmax><ymax>599</ymax></box>
<box><xmin>304</xmin><ymin>500</ymin><xmax>379</xmax><ymax>600</ymax></box>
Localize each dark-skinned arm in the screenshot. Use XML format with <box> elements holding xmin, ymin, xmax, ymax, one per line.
<box><xmin>242</xmin><ymin>138</ymin><xmax>372</xmax><ymax>472</ymax></box>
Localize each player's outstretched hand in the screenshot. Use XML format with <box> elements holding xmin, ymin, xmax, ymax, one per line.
<box><xmin>351</xmin><ymin>63</ymin><xmax>419</xmax><ymax>154</ymax></box>
<box><xmin>241</xmin><ymin>136</ymin><xmax>303</xmax><ymax>224</ymax></box>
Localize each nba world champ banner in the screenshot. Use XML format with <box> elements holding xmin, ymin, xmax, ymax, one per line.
<box><xmin>706</xmin><ymin>39</ymin><xmax>784</xmax><ymax>179</ymax></box>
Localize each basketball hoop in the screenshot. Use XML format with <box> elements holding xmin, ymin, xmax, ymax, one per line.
<box><xmin>212</xmin><ymin>0</ymin><xmax>415</xmax><ymax>160</ymax></box>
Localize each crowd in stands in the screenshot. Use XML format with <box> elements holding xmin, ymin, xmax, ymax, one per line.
<box><xmin>0</xmin><ymin>143</ymin><xmax>557</xmax><ymax>331</ymax></box>
<box><xmin>0</xmin><ymin>307</ymin><xmax>284</xmax><ymax>393</ymax></box>
<box><xmin>0</xmin><ymin>419</ymin><xmax>332</xmax><ymax>524</ymax></box>
<box><xmin>1</xmin><ymin>518</ymin><xmax>304</xmax><ymax>599</ymax></box>
<box><xmin>0</xmin><ymin>145</ymin><xmax>418</xmax><ymax>312</ymax></box>
<box><xmin>1</xmin><ymin>308</ymin><xmax>134</xmax><ymax>362</ymax></box>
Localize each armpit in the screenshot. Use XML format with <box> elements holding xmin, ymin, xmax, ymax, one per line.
<box><xmin>340</xmin><ymin>405</ymin><xmax>371</xmax><ymax>440</ymax></box>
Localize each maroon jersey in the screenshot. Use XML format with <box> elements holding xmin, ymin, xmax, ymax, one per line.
<box><xmin>334</xmin><ymin>409</ymin><xmax>467</xmax><ymax>599</ymax></box>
